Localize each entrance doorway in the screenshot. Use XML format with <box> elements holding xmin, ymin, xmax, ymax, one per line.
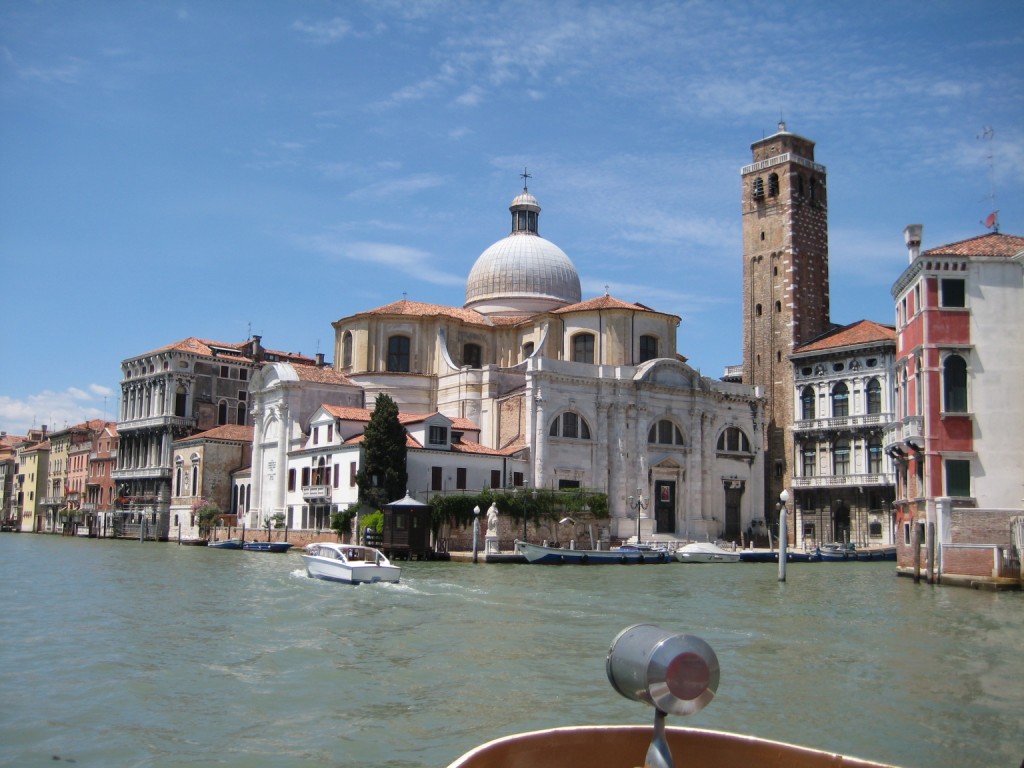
<box><xmin>654</xmin><ymin>481</ymin><xmax>676</xmax><ymax>534</ymax></box>
<box><xmin>724</xmin><ymin>481</ymin><xmax>744</xmax><ymax>540</ymax></box>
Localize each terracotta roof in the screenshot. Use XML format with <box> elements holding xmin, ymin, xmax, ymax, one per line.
<box><xmin>135</xmin><ymin>337</ymin><xmax>314</xmax><ymax>364</ymax></box>
<box><xmin>292</xmin><ymin>364</ymin><xmax>353</xmax><ymax>386</ymax></box>
<box><xmin>923</xmin><ymin>232</ymin><xmax>1024</xmax><ymax>258</ymax></box>
<box><xmin>449</xmin><ymin>438</ymin><xmax>505</xmax><ymax>456</ymax></box>
<box><xmin>794</xmin><ymin>319</ymin><xmax>895</xmax><ymax>354</ymax></box>
<box><xmin>552</xmin><ymin>294</ymin><xmax>667</xmax><ymax>315</ymax></box>
<box><xmin>320</xmin><ymin>405</ymin><xmax>481</xmax><ymax>433</ymax></box>
<box><xmin>354</xmin><ymin>299</ymin><xmax>494</xmax><ymax>325</ymax></box>
<box><xmin>175</xmin><ymin>425</ymin><xmax>254</xmax><ymax>443</ymax></box>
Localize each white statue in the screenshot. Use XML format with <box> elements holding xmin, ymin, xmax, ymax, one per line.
<box><xmin>486</xmin><ymin>503</ymin><xmax>499</xmax><ymax>538</ymax></box>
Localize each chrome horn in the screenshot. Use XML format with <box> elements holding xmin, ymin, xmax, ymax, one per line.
<box><xmin>606</xmin><ymin>625</ymin><xmax>720</xmax><ymax>768</ymax></box>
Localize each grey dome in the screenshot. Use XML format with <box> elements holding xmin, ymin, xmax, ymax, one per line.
<box><xmin>464</xmin><ymin>188</ymin><xmax>582</xmax><ymax>316</ymax></box>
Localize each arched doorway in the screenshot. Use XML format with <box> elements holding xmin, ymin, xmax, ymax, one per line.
<box><xmin>833</xmin><ymin>502</ymin><xmax>850</xmax><ymax>544</ymax></box>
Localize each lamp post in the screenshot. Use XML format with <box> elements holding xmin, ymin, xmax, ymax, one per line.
<box><xmin>778</xmin><ymin>489</ymin><xmax>790</xmax><ymax>582</ymax></box>
<box><xmin>472</xmin><ymin>505</ymin><xmax>480</xmax><ymax>564</ymax></box>
<box><xmin>628</xmin><ymin>488</ymin><xmax>648</xmax><ymax>544</ymax></box>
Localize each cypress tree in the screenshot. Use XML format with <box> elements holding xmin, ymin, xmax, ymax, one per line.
<box><xmin>355</xmin><ymin>393</ymin><xmax>408</xmax><ymax>510</ymax></box>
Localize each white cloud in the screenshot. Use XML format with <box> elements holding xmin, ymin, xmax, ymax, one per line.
<box><xmin>295</xmin><ymin>234</ymin><xmax>464</xmax><ymax>287</ymax></box>
<box><xmin>0</xmin><ymin>386</ymin><xmax>118</xmax><ymax>436</ymax></box>
<box><xmin>292</xmin><ymin>17</ymin><xmax>352</xmax><ymax>44</ymax></box>
<box><xmin>345</xmin><ymin>173</ymin><xmax>446</xmax><ymax>200</ymax></box>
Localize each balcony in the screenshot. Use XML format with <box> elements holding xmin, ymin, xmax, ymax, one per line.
<box><xmin>793</xmin><ymin>413</ymin><xmax>893</xmax><ymax>433</ymax></box>
<box><xmin>112</xmin><ymin>467</ymin><xmax>172</xmax><ymax>481</ymax></box>
<box><xmin>40</xmin><ymin>497</ymin><xmax>64</xmax><ymax>507</ymax></box>
<box><xmin>118</xmin><ymin>415</ymin><xmax>196</xmax><ymax>432</ymax></box>
<box><xmin>793</xmin><ymin>472</ymin><xmax>893</xmax><ymax>489</ymax></box>
<box><xmin>901</xmin><ymin>416</ymin><xmax>924</xmax><ymax>447</ymax></box>
<box><xmin>302</xmin><ymin>485</ymin><xmax>332</xmax><ymax>501</ymax></box>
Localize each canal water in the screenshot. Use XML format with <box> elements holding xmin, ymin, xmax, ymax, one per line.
<box><xmin>1</xmin><ymin>534</ymin><xmax>1021</xmax><ymax>768</ymax></box>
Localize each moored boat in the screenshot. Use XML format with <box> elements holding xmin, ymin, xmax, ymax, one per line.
<box><xmin>208</xmin><ymin>538</ymin><xmax>243</xmax><ymax>550</ymax></box>
<box><xmin>515</xmin><ymin>540</ymin><xmax>671</xmax><ymax>565</ymax></box>
<box><xmin>675</xmin><ymin>541</ymin><xmax>740</xmax><ymax>563</ymax></box>
<box><xmin>302</xmin><ymin>542</ymin><xmax>401</xmax><ymax>584</ymax></box>
<box><xmin>242</xmin><ymin>541</ymin><xmax>293</xmax><ymax>553</ymax></box>
<box><xmin>738</xmin><ymin>549</ymin><xmax>820</xmax><ymax>563</ymax></box>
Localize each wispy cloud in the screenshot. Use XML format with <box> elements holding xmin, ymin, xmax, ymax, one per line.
<box><xmin>295</xmin><ymin>235</ymin><xmax>464</xmax><ymax>287</ymax></box>
<box><xmin>345</xmin><ymin>173</ymin><xmax>446</xmax><ymax>200</ymax></box>
<box><xmin>3</xmin><ymin>46</ymin><xmax>85</xmax><ymax>84</ymax></box>
<box><xmin>292</xmin><ymin>17</ymin><xmax>353</xmax><ymax>44</ymax></box>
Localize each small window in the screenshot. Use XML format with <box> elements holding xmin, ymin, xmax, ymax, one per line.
<box><xmin>716</xmin><ymin>427</ymin><xmax>751</xmax><ymax>453</ymax></box>
<box><xmin>775</xmin><ymin>301</ymin><xmax>782</xmax><ymax>313</ymax></box>
<box><xmin>522</xmin><ymin>341</ymin><xmax>535</xmax><ymax>360</ymax></box>
<box><xmin>768</xmin><ymin>173</ymin><xmax>779</xmax><ymax>196</ymax></box>
<box><xmin>639</xmin><ymin>335</ymin><xmax>659</xmax><ymax>363</ymax></box>
<box><xmin>220</xmin><ymin>365</ymin><xmax>229</xmax><ymax>378</ymax></box>
<box><xmin>218</xmin><ymin>401</ymin><xmax>228</xmax><ymax>425</ymax></box>
<box><xmin>831</xmin><ymin>383</ymin><xmax>849</xmax><ymax>418</ymax></box>
<box><xmin>866</xmin><ymin>379</ymin><xmax>882</xmax><ymax>415</ymax></box>
<box><xmin>802</xmin><ymin>444</ymin><xmax>816</xmax><ymax>477</ymax></box>
<box><xmin>431</xmin><ymin>466</ymin><xmax>442</xmax><ymax>491</ymax></box>
<box><xmin>868</xmin><ymin>439</ymin><xmax>883</xmax><ymax>474</ymax></box>
<box><xmin>288</xmin><ymin>469</ymin><xmax>296</xmax><ymax>492</ymax></box>
<box><xmin>940</xmin><ymin>279</ymin><xmax>965</xmax><ymax>308</ymax></box>
<box><xmin>752</xmin><ymin>177</ymin><xmax>764</xmax><ymax>199</ymax></box>
<box><xmin>833</xmin><ymin>440</ymin><xmax>850</xmax><ymax>476</ymax></box>
<box><xmin>755</xmin><ymin>304</ymin><xmax>763</xmax><ymax>317</ymax></box>
<box><xmin>387</xmin><ymin>335</ymin><xmax>411</xmax><ymax>372</ymax></box>
<box><xmin>571</xmin><ymin>333</ymin><xmax>595</xmax><ymax>364</ymax></box>
<box><xmin>801</xmin><ymin>386</ymin><xmax>815</xmax><ymax>420</ymax></box>
<box><xmin>428</xmin><ymin>425</ymin><xmax>448</xmax><ymax>446</ymax></box>
<box><xmin>490</xmin><ymin>470</ymin><xmax>501</xmax><ymax>489</ymax></box>
<box><xmin>342</xmin><ymin>332</ymin><xmax>353</xmax><ymax>368</ymax></box>
<box><xmin>456</xmin><ymin>468</ymin><xmax>467</xmax><ymax>490</ymax></box>
<box><xmin>945</xmin><ymin>459</ymin><xmax>971</xmax><ymax>497</ymax></box>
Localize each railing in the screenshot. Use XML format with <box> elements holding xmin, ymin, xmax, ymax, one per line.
<box><xmin>901</xmin><ymin>416</ymin><xmax>924</xmax><ymax>442</ymax></box>
<box><xmin>793</xmin><ymin>413</ymin><xmax>892</xmax><ymax>432</ymax></box>
<box><xmin>112</xmin><ymin>467</ymin><xmax>172</xmax><ymax>480</ymax></box>
<box><xmin>117</xmin><ymin>415</ymin><xmax>196</xmax><ymax>431</ymax></box>
<box><xmin>792</xmin><ymin>473</ymin><xmax>893</xmax><ymax>489</ymax></box>
<box><xmin>40</xmin><ymin>497</ymin><xmax>64</xmax><ymax>507</ymax></box>
<box><xmin>302</xmin><ymin>485</ymin><xmax>332</xmax><ymax>500</ymax></box>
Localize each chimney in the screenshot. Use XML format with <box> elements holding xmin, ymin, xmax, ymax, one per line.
<box><xmin>315</xmin><ymin>352</ymin><xmax>325</xmax><ymax>368</ymax></box>
<box><xmin>251</xmin><ymin>335</ymin><xmax>264</xmax><ymax>363</ymax></box>
<box><xmin>904</xmin><ymin>224</ymin><xmax>923</xmax><ymax>263</ymax></box>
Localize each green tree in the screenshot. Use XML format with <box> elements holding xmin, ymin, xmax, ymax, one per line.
<box><xmin>355</xmin><ymin>393</ymin><xmax>408</xmax><ymax>510</ymax></box>
<box><xmin>194</xmin><ymin>502</ymin><xmax>221</xmax><ymax>538</ymax></box>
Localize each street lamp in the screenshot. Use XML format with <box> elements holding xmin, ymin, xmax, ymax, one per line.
<box><xmin>778</xmin><ymin>489</ymin><xmax>790</xmax><ymax>582</ymax></box>
<box><xmin>628</xmin><ymin>488</ymin><xmax>648</xmax><ymax>544</ymax></box>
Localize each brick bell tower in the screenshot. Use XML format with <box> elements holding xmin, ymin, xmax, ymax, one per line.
<box><xmin>741</xmin><ymin>123</ymin><xmax>831</xmax><ymax>526</ymax></box>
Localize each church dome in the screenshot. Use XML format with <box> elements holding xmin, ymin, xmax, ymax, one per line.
<box><xmin>464</xmin><ymin>185</ymin><xmax>581</xmax><ymax>316</ymax></box>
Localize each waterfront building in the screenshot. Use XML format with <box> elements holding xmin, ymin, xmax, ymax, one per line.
<box><xmin>0</xmin><ymin>433</ymin><xmax>31</xmax><ymax>528</ymax></box>
<box><xmin>329</xmin><ymin>185</ymin><xmax>765</xmax><ymax>543</ymax></box>
<box><xmin>169</xmin><ymin>425</ymin><xmax>253</xmax><ymax>541</ymax></box>
<box><xmin>113</xmin><ymin>336</ymin><xmax>314</xmax><ymax>540</ymax></box>
<box><xmin>740</xmin><ymin>122</ymin><xmax>832</xmax><ymax>526</ymax></box>
<box><xmin>85</xmin><ymin>423</ymin><xmax>119</xmax><ymax>537</ymax></box>
<box><xmin>890</xmin><ymin>227</ymin><xmax>1024</xmax><ymax>585</ymax></box>
<box><xmin>789</xmin><ymin>320</ymin><xmax>898</xmax><ymax>547</ymax></box>
<box><xmin>43</xmin><ymin>420</ymin><xmax>112</xmax><ymax>535</ymax></box>
<box><xmin>14</xmin><ymin>438</ymin><xmax>49</xmax><ymax>532</ymax></box>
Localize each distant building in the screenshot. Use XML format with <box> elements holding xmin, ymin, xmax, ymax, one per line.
<box><xmin>15</xmin><ymin>438</ymin><xmax>49</xmax><ymax>532</ymax></box>
<box><xmin>890</xmin><ymin>228</ymin><xmax>1024</xmax><ymax>585</ymax></box>
<box><xmin>169</xmin><ymin>425</ymin><xmax>253</xmax><ymax>541</ymax></box>
<box><xmin>790</xmin><ymin>320</ymin><xmax>898</xmax><ymax>547</ymax></box>
<box><xmin>113</xmin><ymin>336</ymin><xmax>314</xmax><ymax>540</ymax></box>
<box><xmin>85</xmin><ymin>423</ymin><xmax>119</xmax><ymax>536</ymax></box>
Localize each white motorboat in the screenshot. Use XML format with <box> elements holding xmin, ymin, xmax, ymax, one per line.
<box><xmin>674</xmin><ymin>541</ymin><xmax>740</xmax><ymax>563</ymax></box>
<box><xmin>302</xmin><ymin>542</ymin><xmax>401</xmax><ymax>584</ymax></box>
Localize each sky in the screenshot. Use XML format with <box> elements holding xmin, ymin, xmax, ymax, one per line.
<box><xmin>2</xmin><ymin>1</ymin><xmax>1022</xmax><ymax>436</ymax></box>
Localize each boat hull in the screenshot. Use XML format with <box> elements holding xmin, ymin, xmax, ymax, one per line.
<box><xmin>446</xmin><ymin>725</ymin><xmax>898</xmax><ymax>768</ymax></box>
<box><xmin>738</xmin><ymin>550</ymin><xmax>820</xmax><ymax>563</ymax></box>
<box><xmin>303</xmin><ymin>556</ymin><xmax>401</xmax><ymax>584</ymax></box>
<box><xmin>208</xmin><ymin>539</ymin><xmax>242</xmax><ymax>550</ymax></box>
<box><xmin>516</xmin><ymin>540</ymin><xmax>671</xmax><ymax>565</ymax></box>
<box><xmin>242</xmin><ymin>542</ymin><xmax>293</xmax><ymax>553</ymax></box>
<box><xmin>675</xmin><ymin>543</ymin><xmax>740</xmax><ymax>563</ymax></box>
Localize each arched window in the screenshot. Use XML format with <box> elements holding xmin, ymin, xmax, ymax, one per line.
<box><xmin>190</xmin><ymin>455</ymin><xmax>200</xmax><ymax>495</ymax></box>
<box><xmin>775</xmin><ymin>300</ymin><xmax>782</xmax><ymax>313</ymax></box>
<box><xmin>755</xmin><ymin>304</ymin><xmax>762</xmax><ymax>317</ymax></box>
<box><xmin>549</xmin><ymin>412</ymin><xmax>591</xmax><ymax>440</ymax></box>
<box><xmin>174</xmin><ymin>458</ymin><xmax>184</xmax><ymax>497</ymax></box>
<box><xmin>716</xmin><ymin>427</ymin><xmax>751</xmax><ymax>454</ymax></box>
<box><xmin>943</xmin><ymin>354</ymin><xmax>968</xmax><ymax>412</ymax></box>
<box><xmin>174</xmin><ymin>384</ymin><xmax>187</xmax><ymax>417</ymax></box>
<box><xmin>639</xmin><ymin>335</ymin><xmax>659</xmax><ymax>363</ymax></box>
<box><xmin>752</xmin><ymin>176</ymin><xmax>764</xmax><ymax>199</ymax></box>
<box><xmin>463</xmin><ymin>343</ymin><xmax>482</xmax><ymax>369</ymax></box>
<box><xmin>768</xmin><ymin>173</ymin><xmax>779</xmax><ymax>197</ymax></box>
<box><xmin>801</xmin><ymin>386</ymin><xmax>815</xmax><ymax>420</ymax></box>
<box><xmin>571</xmin><ymin>333</ymin><xmax>595</xmax><ymax>364</ymax></box>
<box><xmin>342</xmin><ymin>331</ymin><xmax>353</xmax><ymax>369</ymax></box>
<box><xmin>833</xmin><ymin>440</ymin><xmax>850</xmax><ymax>476</ymax></box>
<box><xmin>236</xmin><ymin>402</ymin><xmax>247</xmax><ymax>425</ymax></box>
<box><xmin>218</xmin><ymin>400</ymin><xmax>228</xmax><ymax>425</ymax></box>
<box><xmin>387</xmin><ymin>335</ymin><xmax>411</xmax><ymax>372</ymax></box>
<box><xmin>866</xmin><ymin>378</ymin><xmax>882</xmax><ymax>415</ymax></box>
<box><xmin>831</xmin><ymin>382</ymin><xmax>849</xmax><ymax>418</ymax></box>
<box><xmin>648</xmin><ymin>419</ymin><xmax>684</xmax><ymax>446</ymax></box>
<box><xmin>522</xmin><ymin>341</ymin><xmax>534</xmax><ymax>360</ymax></box>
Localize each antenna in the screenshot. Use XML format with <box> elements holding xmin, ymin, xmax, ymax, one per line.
<box><xmin>977</xmin><ymin>127</ymin><xmax>999</xmax><ymax>233</ymax></box>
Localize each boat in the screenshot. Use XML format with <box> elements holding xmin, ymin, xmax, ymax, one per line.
<box><xmin>301</xmin><ymin>542</ymin><xmax>401</xmax><ymax>584</ymax></box>
<box><xmin>208</xmin><ymin>538</ymin><xmax>243</xmax><ymax>550</ymax></box>
<box><xmin>178</xmin><ymin>537</ymin><xmax>208</xmax><ymax>546</ymax></box>
<box><xmin>818</xmin><ymin>542</ymin><xmax>857</xmax><ymax>561</ymax></box>
<box><xmin>242</xmin><ymin>541</ymin><xmax>293</xmax><ymax>553</ymax></box>
<box><xmin>446</xmin><ymin>623</ymin><xmax>899</xmax><ymax>768</ymax></box>
<box><xmin>515</xmin><ymin>540</ymin><xmax>672</xmax><ymax>565</ymax></box>
<box><xmin>674</xmin><ymin>541</ymin><xmax>740</xmax><ymax>563</ymax></box>
<box><xmin>738</xmin><ymin>549</ymin><xmax>820</xmax><ymax>563</ymax></box>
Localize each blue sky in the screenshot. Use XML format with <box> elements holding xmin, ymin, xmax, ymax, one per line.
<box><xmin>2</xmin><ymin>1</ymin><xmax>1022</xmax><ymax>436</ymax></box>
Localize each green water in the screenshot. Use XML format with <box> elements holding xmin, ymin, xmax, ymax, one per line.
<box><xmin>0</xmin><ymin>534</ymin><xmax>1021</xmax><ymax>767</ymax></box>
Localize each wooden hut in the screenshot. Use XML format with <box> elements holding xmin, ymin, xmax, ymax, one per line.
<box><xmin>382</xmin><ymin>494</ymin><xmax>432</xmax><ymax>560</ymax></box>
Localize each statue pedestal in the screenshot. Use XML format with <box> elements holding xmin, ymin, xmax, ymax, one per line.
<box><xmin>485</xmin><ymin>535</ymin><xmax>499</xmax><ymax>554</ymax></box>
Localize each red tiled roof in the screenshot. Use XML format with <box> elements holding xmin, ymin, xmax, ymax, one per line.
<box><xmin>175</xmin><ymin>425</ymin><xmax>254</xmax><ymax>443</ymax></box>
<box><xmin>449</xmin><ymin>438</ymin><xmax>505</xmax><ymax>456</ymax></box>
<box><xmin>794</xmin><ymin>319</ymin><xmax>895</xmax><ymax>354</ymax></box>
<box><xmin>355</xmin><ymin>299</ymin><xmax>494</xmax><ymax>325</ymax></box>
<box><xmin>292</xmin><ymin>364</ymin><xmax>353</xmax><ymax>386</ymax></box>
<box><xmin>923</xmin><ymin>232</ymin><xmax>1024</xmax><ymax>258</ymax></box>
<box><xmin>135</xmin><ymin>337</ymin><xmax>314</xmax><ymax>364</ymax></box>
<box><xmin>552</xmin><ymin>294</ymin><xmax>671</xmax><ymax>315</ymax></box>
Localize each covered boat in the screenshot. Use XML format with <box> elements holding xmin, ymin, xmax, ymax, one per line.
<box><xmin>515</xmin><ymin>540</ymin><xmax>671</xmax><ymax>565</ymax></box>
<box><xmin>675</xmin><ymin>541</ymin><xmax>740</xmax><ymax>563</ymax></box>
<box><xmin>302</xmin><ymin>542</ymin><xmax>401</xmax><ymax>584</ymax></box>
<box><xmin>208</xmin><ymin>538</ymin><xmax>243</xmax><ymax>550</ymax></box>
<box><xmin>242</xmin><ymin>541</ymin><xmax>293</xmax><ymax>553</ymax></box>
